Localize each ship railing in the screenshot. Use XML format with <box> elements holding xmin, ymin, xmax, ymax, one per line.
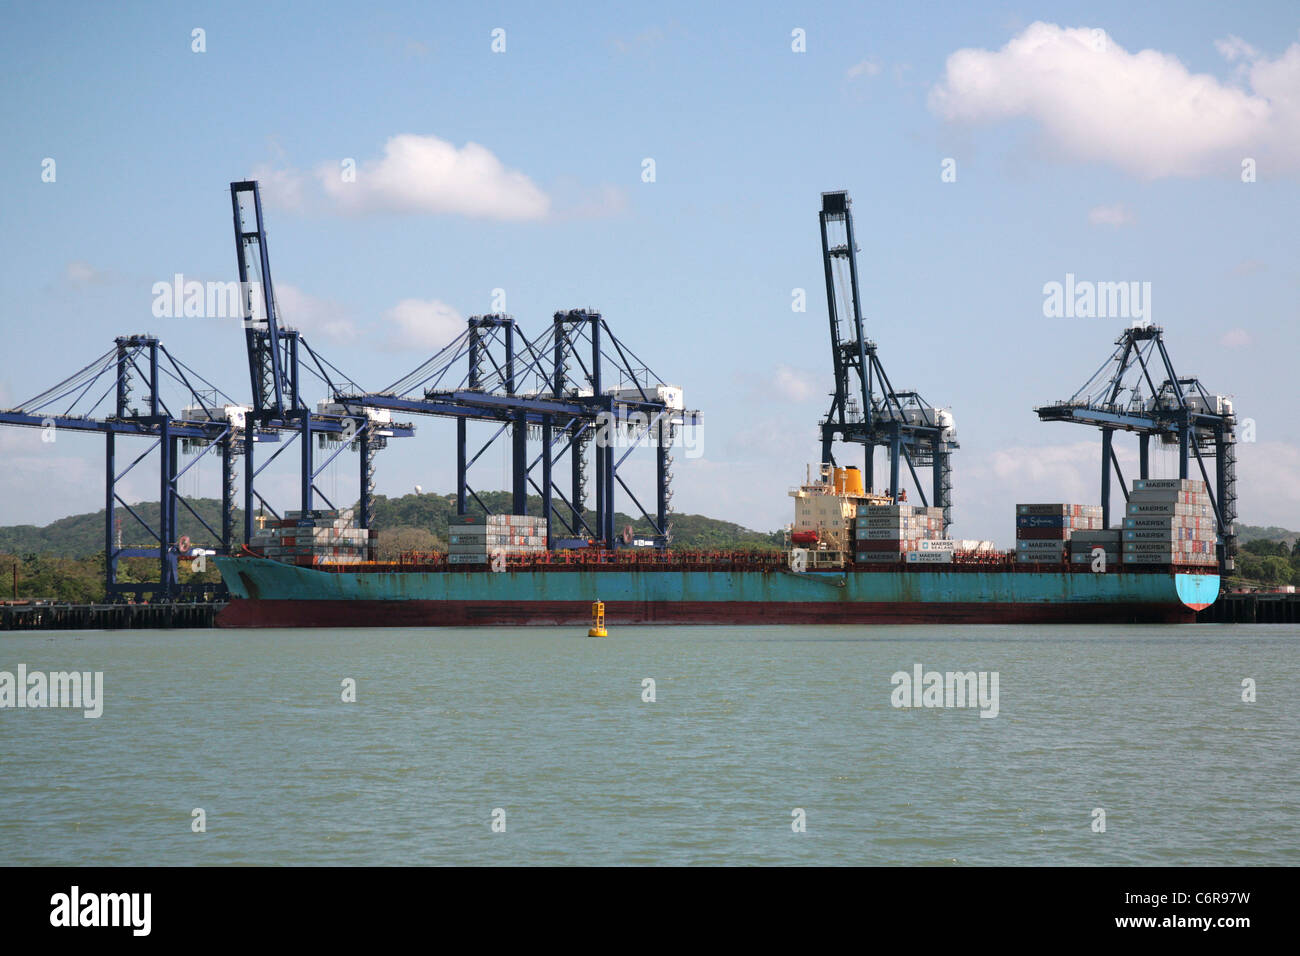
<box><xmin>342</xmin><ymin>548</ymin><xmax>791</xmax><ymax>572</ymax></box>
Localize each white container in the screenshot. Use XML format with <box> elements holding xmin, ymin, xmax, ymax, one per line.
<box><xmin>917</xmin><ymin>539</ymin><xmax>955</xmax><ymax>551</ymax></box>
<box><xmin>905</xmin><ymin>550</ymin><xmax>953</xmax><ymax>563</ymax></box>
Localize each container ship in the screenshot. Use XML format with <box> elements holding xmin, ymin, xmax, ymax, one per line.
<box><xmin>214</xmin><ymin>471</ymin><xmax>1220</xmax><ymax>627</ymax></box>
<box><xmin>209</xmin><ymin>186</ymin><xmax>1228</xmax><ymax>627</ymax></box>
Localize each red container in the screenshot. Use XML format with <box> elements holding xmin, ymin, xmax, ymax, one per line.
<box><xmin>855</xmin><ymin>539</ymin><xmax>917</xmax><ymax>552</ymax></box>
<box><xmin>1016</xmin><ymin>528</ymin><xmax>1070</xmax><ymax>540</ymax></box>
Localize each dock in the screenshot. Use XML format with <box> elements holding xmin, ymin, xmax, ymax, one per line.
<box><xmin>1197</xmin><ymin>592</ymin><xmax>1300</xmax><ymax>624</ymax></box>
<box><xmin>0</xmin><ymin>603</ymin><xmax>224</xmax><ymax>631</ymax></box>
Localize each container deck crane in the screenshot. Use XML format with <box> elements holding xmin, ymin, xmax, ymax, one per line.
<box><xmin>816</xmin><ymin>190</ymin><xmax>957</xmax><ymax>529</ymax></box>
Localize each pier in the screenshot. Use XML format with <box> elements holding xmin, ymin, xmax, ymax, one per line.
<box><xmin>1197</xmin><ymin>592</ymin><xmax>1300</xmax><ymax>624</ymax></box>
<box><xmin>0</xmin><ymin>602</ymin><xmax>224</xmax><ymax>631</ymax></box>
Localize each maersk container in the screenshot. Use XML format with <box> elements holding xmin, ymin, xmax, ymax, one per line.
<box><xmin>1124</xmin><ymin>515</ymin><xmax>1211</xmax><ymax>530</ymax></box>
<box><xmin>1132</xmin><ymin>478</ymin><xmax>1207</xmax><ymax>493</ymax></box>
<box><xmin>857</xmin><ymin>504</ymin><xmax>913</xmax><ymax>517</ymax></box>
<box><xmin>1127</xmin><ymin>502</ymin><xmax>1213</xmax><ymax>516</ymax></box>
<box><xmin>857</xmin><ymin>528</ymin><xmax>913</xmax><ymax>540</ymax></box>
<box><xmin>917</xmin><ymin>539</ymin><xmax>955</xmax><ymax>552</ymax></box>
<box><xmin>447</xmin><ymin>554</ymin><xmax>490</xmax><ymax>564</ymax></box>
<box><xmin>1071</xmin><ymin>530</ymin><xmax>1121</xmax><ymax>543</ymax></box>
<box><xmin>1123</xmin><ymin>552</ymin><xmax>1217</xmax><ymax>565</ymax></box>
<box><xmin>1070</xmin><ymin>551</ymin><xmax>1118</xmax><ymax>564</ymax></box>
<box><xmin>1124</xmin><ymin>528</ymin><xmax>1195</xmax><ymax>542</ymax></box>
<box><xmin>1018</xmin><ymin>504</ymin><xmax>1103</xmax><ymax>517</ymax></box>
<box><xmin>1129</xmin><ymin>491</ymin><xmax>1212</xmax><ymax>506</ymax></box>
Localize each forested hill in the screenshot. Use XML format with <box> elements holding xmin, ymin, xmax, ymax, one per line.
<box><xmin>0</xmin><ymin>492</ymin><xmax>783</xmax><ymax>557</ymax></box>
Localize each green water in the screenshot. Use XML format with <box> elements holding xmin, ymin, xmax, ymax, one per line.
<box><xmin>0</xmin><ymin>624</ymin><xmax>1295</xmax><ymax>865</ymax></box>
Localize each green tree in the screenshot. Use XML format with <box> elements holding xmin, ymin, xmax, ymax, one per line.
<box><xmin>1259</xmin><ymin>555</ymin><xmax>1292</xmax><ymax>585</ymax></box>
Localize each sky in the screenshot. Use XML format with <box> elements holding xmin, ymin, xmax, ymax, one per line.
<box><xmin>1</xmin><ymin>0</ymin><xmax>1297</xmax><ymax>545</ymax></box>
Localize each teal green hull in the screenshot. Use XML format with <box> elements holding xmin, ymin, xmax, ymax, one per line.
<box><xmin>215</xmin><ymin>557</ymin><xmax>1219</xmax><ymax>627</ymax></box>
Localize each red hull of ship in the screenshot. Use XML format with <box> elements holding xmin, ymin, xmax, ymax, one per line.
<box><xmin>216</xmin><ymin>598</ymin><xmax>1194</xmax><ymax>628</ymax></box>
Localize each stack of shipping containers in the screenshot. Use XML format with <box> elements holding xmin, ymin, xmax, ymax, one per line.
<box><xmin>1015</xmin><ymin>504</ymin><xmax>1104</xmax><ymax>563</ymax></box>
<box><xmin>853</xmin><ymin>504</ymin><xmax>948</xmax><ymax>564</ymax></box>
<box><xmin>249</xmin><ymin>509</ymin><xmax>376</xmax><ymax>566</ymax></box>
<box><xmin>1069</xmin><ymin>528</ymin><xmax>1122</xmax><ymax>568</ymax></box>
<box><xmin>1122</xmin><ymin>478</ymin><xmax>1218</xmax><ymax>567</ymax></box>
<box><xmin>448</xmin><ymin>514</ymin><xmax>548</xmax><ymax>565</ymax></box>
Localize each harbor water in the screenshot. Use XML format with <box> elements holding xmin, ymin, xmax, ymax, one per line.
<box><xmin>1</xmin><ymin>623</ymin><xmax>1295</xmax><ymax>866</ymax></box>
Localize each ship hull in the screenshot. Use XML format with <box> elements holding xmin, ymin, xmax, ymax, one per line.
<box><xmin>214</xmin><ymin>557</ymin><xmax>1219</xmax><ymax>627</ymax></box>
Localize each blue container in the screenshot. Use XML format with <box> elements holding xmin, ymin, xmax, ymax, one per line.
<box><xmin>1016</xmin><ymin>514</ymin><xmax>1069</xmax><ymax>529</ymax></box>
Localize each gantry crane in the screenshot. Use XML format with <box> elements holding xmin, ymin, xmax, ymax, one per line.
<box><xmin>1035</xmin><ymin>325</ymin><xmax>1238</xmax><ymax>567</ymax></box>
<box><xmin>346</xmin><ymin>309</ymin><xmax>699</xmax><ymax>550</ymax></box>
<box><xmin>0</xmin><ymin>336</ymin><xmax>250</xmax><ymax>600</ymax></box>
<box><xmin>229</xmin><ymin>181</ymin><xmax>412</xmax><ymax>538</ymax></box>
<box><xmin>816</xmin><ymin>190</ymin><xmax>957</xmax><ymax>529</ymax></box>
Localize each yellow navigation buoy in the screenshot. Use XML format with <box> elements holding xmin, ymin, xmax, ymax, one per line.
<box><xmin>588</xmin><ymin>600</ymin><xmax>607</xmax><ymax>637</ymax></box>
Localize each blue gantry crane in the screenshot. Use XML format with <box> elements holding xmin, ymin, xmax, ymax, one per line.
<box><xmin>345</xmin><ymin>308</ymin><xmax>699</xmax><ymax>550</ymax></box>
<box><xmin>1035</xmin><ymin>324</ymin><xmax>1238</xmax><ymax>568</ymax></box>
<box><xmin>229</xmin><ymin>181</ymin><xmax>413</xmax><ymax>538</ymax></box>
<box><xmin>816</xmin><ymin>190</ymin><xmax>958</xmax><ymax>529</ymax></box>
<box><xmin>0</xmin><ymin>177</ymin><xmax>693</xmax><ymax>606</ymax></box>
<box><xmin>0</xmin><ymin>335</ymin><xmax>255</xmax><ymax>600</ymax></box>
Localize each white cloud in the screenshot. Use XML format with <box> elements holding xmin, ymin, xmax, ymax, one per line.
<box><xmin>847</xmin><ymin>58</ymin><xmax>882</xmax><ymax>79</ymax></box>
<box><xmin>1236</xmin><ymin>441</ymin><xmax>1300</xmax><ymax>528</ymax></box>
<box><xmin>247</xmin><ymin>164</ymin><xmax>309</xmax><ymax>213</ymax></box>
<box><xmin>252</xmin><ymin>135</ymin><xmax>636</xmax><ymax>221</ymax></box>
<box><xmin>1218</xmin><ymin>328</ymin><xmax>1252</xmax><ymax>348</ymax></box>
<box><xmin>63</xmin><ymin>260</ymin><xmax>110</xmax><ymax>285</ymax></box>
<box><xmin>929</xmin><ymin>22</ymin><xmax>1300</xmax><ymax>178</ymax></box>
<box><xmin>1087</xmin><ymin>202</ymin><xmax>1136</xmax><ymax>226</ymax></box>
<box><xmin>0</xmin><ymin>430</ymin><xmax>146</xmax><ymax>527</ymax></box>
<box><xmin>318</xmin><ymin>134</ymin><xmax>550</xmax><ymax>220</ymax></box>
<box><xmin>611</xmin><ymin>26</ymin><xmax>666</xmax><ymax>54</ymax></box>
<box><xmin>772</xmin><ymin>365</ymin><xmax>820</xmax><ymax>402</ymax></box>
<box><xmin>1215</xmin><ymin>35</ymin><xmax>1259</xmax><ymax>64</ymax></box>
<box><xmin>383</xmin><ymin>298</ymin><xmax>465</xmax><ymax>352</ymax></box>
<box><xmin>274</xmin><ymin>284</ymin><xmax>359</xmax><ymax>345</ymax></box>
<box><xmin>970</xmin><ymin>440</ymin><xmax>1117</xmax><ymax>507</ymax></box>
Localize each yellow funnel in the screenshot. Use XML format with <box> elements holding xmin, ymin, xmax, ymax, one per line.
<box><xmin>841</xmin><ymin>466</ymin><xmax>865</xmax><ymax>497</ymax></box>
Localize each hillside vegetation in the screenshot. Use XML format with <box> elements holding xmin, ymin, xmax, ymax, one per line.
<box><xmin>0</xmin><ymin>490</ymin><xmax>782</xmax><ymax>601</ymax></box>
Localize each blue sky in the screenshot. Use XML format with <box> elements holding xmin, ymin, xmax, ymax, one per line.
<box><xmin>1</xmin><ymin>1</ymin><xmax>1297</xmax><ymax>542</ymax></box>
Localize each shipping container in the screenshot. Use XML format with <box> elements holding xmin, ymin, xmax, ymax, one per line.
<box><xmin>905</xmin><ymin>551</ymin><xmax>953</xmax><ymax>563</ymax></box>
<box><xmin>856</xmin><ymin>504</ymin><xmax>914</xmax><ymax>517</ymax></box>
<box><xmin>1070</xmin><ymin>551</ymin><xmax>1119</xmax><ymax>565</ymax></box>
<box><xmin>916</xmin><ymin>539</ymin><xmax>956</xmax><ymax>551</ymax></box>
<box><xmin>1126</xmin><ymin>502</ymin><xmax>1214</xmax><ymax>517</ymax></box>
<box><xmin>856</xmin><ymin>539</ymin><xmax>919</xmax><ymax>552</ymax></box>
<box><xmin>1016</xmin><ymin>527</ymin><xmax>1072</xmax><ymax>540</ymax></box>
<box><xmin>1132</xmin><ymin>478</ymin><xmax>1207</xmax><ymax>493</ymax></box>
